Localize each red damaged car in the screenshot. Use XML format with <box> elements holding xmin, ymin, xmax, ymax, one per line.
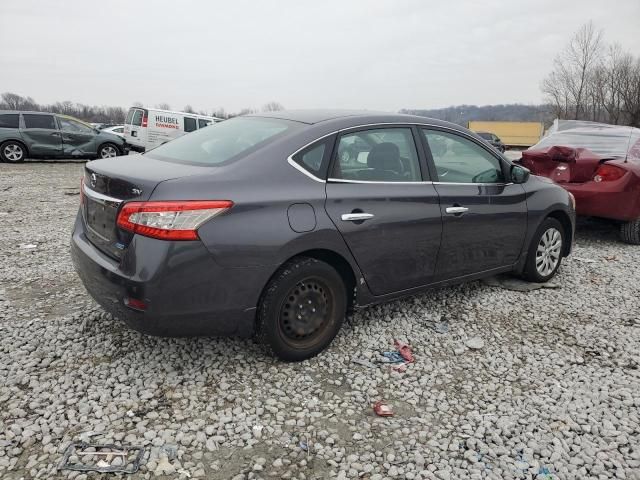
<box><xmin>521</xmin><ymin>121</ymin><xmax>640</xmax><ymax>244</ymax></box>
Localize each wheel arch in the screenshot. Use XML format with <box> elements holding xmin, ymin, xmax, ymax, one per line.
<box><xmin>546</xmin><ymin>209</ymin><xmax>573</xmax><ymax>256</ymax></box>
<box><xmin>257</xmin><ymin>248</ymin><xmax>358</xmax><ymax>318</ymax></box>
<box><xmin>1</xmin><ymin>138</ymin><xmax>29</xmax><ymax>156</ymax></box>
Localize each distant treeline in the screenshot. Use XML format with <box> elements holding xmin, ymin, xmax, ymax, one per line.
<box><xmin>0</xmin><ymin>92</ymin><xmax>286</xmax><ymax>123</ymax></box>
<box><xmin>401</xmin><ymin>104</ymin><xmax>554</xmax><ymax>127</ymax></box>
<box><xmin>0</xmin><ymin>92</ymin><xmax>128</xmax><ymax>123</ymax></box>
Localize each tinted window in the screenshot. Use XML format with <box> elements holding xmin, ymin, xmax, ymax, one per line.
<box><xmin>125</xmin><ymin>109</ymin><xmax>134</xmax><ymax>125</ymax></box>
<box><xmin>0</xmin><ymin>114</ymin><xmax>19</xmax><ymax>129</ymax></box>
<box><xmin>131</xmin><ymin>110</ymin><xmax>143</xmax><ymax>126</ymax></box>
<box><xmin>184</xmin><ymin>117</ymin><xmax>197</xmax><ymax>132</ymax></box>
<box><xmin>147</xmin><ymin>117</ymin><xmax>297</xmax><ymax>166</ymax></box>
<box><xmin>23</xmin><ymin>114</ymin><xmax>56</xmax><ymax>130</ymax></box>
<box><xmin>477</xmin><ymin>132</ymin><xmax>492</xmax><ymax>140</ymax></box>
<box><xmin>292</xmin><ymin>142</ymin><xmax>326</xmax><ymax>177</ymax></box>
<box><xmin>332</xmin><ymin>127</ymin><xmax>421</xmax><ymax>182</ymax></box>
<box><xmin>58</xmin><ymin>117</ymin><xmax>94</xmax><ymax>134</ymax></box>
<box><xmin>198</xmin><ymin>119</ymin><xmax>211</xmax><ymax>129</ymax></box>
<box><xmin>422</xmin><ymin>129</ymin><xmax>504</xmax><ymax>184</ymax></box>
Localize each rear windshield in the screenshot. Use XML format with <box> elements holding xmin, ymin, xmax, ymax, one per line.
<box><xmin>125</xmin><ymin>109</ymin><xmax>134</xmax><ymax>125</ymax></box>
<box><xmin>147</xmin><ymin>117</ymin><xmax>299</xmax><ymax>166</ymax></box>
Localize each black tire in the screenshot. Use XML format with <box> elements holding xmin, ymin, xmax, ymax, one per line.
<box><xmin>0</xmin><ymin>140</ymin><xmax>27</xmax><ymax>163</ymax></box>
<box><xmin>97</xmin><ymin>142</ymin><xmax>121</xmax><ymax>159</ymax></box>
<box><xmin>620</xmin><ymin>219</ymin><xmax>640</xmax><ymax>245</ymax></box>
<box><xmin>521</xmin><ymin>217</ymin><xmax>565</xmax><ymax>283</ymax></box>
<box><xmin>257</xmin><ymin>257</ymin><xmax>347</xmax><ymax>361</ymax></box>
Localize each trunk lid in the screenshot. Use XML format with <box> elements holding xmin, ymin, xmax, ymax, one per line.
<box><xmin>521</xmin><ymin>146</ymin><xmax>605</xmax><ymax>183</ymax></box>
<box><xmin>82</xmin><ymin>154</ymin><xmax>216</xmax><ymax>259</ymax></box>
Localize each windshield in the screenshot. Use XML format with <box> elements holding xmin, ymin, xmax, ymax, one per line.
<box><xmin>147</xmin><ymin>117</ymin><xmax>300</xmax><ymax>166</ymax></box>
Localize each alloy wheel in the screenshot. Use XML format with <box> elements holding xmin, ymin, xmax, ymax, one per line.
<box><xmin>535</xmin><ymin>227</ymin><xmax>562</xmax><ymax>277</ymax></box>
<box><xmin>4</xmin><ymin>144</ymin><xmax>24</xmax><ymax>162</ymax></box>
<box><xmin>100</xmin><ymin>145</ymin><xmax>118</xmax><ymax>158</ymax></box>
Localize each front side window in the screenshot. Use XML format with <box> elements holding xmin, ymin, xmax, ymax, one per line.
<box><xmin>422</xmin><ymin>129</ymin><xmax>504</xmax><ymax>184</ymax></box>
<box><xmin>23</xmin><ymin>114</ymin><xmax>56</xmax><ymax>130</ymax></box>
<box><xmin>147</xmin><ymin>117</ymin><xmax>297</xmax><ymax>166</ymax></box>
<box><xmin>0</xmin><ymin>114</ymin><xmax>19</xmax><ymax>129</ymax></box>
<box><xmin>184</xmin><ymin>117</ymin><xmax>197</xmax><ymax>132</ymax></box>
<box><xmin>58</xmin><ymin>117</ymin><xmax>94</xmax><ymax>134</ymax></box>
<box><xmin>332</xmin><ymin>127</ymin><xmax>421</xmax><ymax>182</ymax></box>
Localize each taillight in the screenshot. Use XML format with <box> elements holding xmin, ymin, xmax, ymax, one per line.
<box><xmin>117</xmin><ymin>200</ymin><xmax>233</xmax><ymax>241</ymax></box>
<box><xmin>593</xmin><ymin>164</ymin><xmax>626</xmax><ymax>182</ymax></box>
<box><xmin>80</xmin><ymin>177</ymin><xmax>85</xmax><ymax>204</ymax></box>
<box><xmin>141</xmin><ymin>112</ymin><xmax>148</xmax><ymax>127</ymax></box>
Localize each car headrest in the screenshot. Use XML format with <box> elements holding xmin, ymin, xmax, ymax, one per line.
<box><xmin>368</xmin><ymin>142</ymin><xmax>401</xmax><ymax>171</ymax></box>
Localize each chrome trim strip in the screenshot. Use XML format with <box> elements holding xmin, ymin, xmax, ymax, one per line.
<box><xmin>286</xmin><ymin>121</ymin><xmax>508</xmax><ymax>182</ymax></box>
<box><xmin>327</xmin><ymin>178</ymin><xmax>433</xmax><ymax>185</ymax></box>
<box><xmin>432</xmin><ymin>182</ymin><xmax>515</xmax><ymax>186</ymax></box>
<box><xmin>286</xmin><ymin>157</ymin><xmax>326</xmax><ymax>183</ymax></box>
<box><xmin>83</xmin><ymin>185</ymin><xmax>123</xmax><ymax>205</ymax></box>
<box><xmin>445</xmin><ymin>206</ymin><xmax>469</xmax><ymax>214</ymax></box>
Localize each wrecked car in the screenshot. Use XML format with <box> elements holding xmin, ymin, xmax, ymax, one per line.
<box><xmin>0</xmin><ymin>111</ymin><xmax>125</xmax><ymax>162</ymax></box>
<box><xmin>521</xmin><ymin>120</ymin><xmax>640</xmax><ymax>244</ymax></box>
<box><xmin>72</xmin><ymin>110</ymin><xmax>575</xmax><ymax>361</ymax></box>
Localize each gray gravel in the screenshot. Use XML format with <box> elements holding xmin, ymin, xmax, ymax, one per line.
<box><xmin>1</xmin><ymin>162</ymin><xmax>639</xmax><ymax>480</ymax></box>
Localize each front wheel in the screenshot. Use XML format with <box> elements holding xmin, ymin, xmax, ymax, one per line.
<box><xmin>620</xmin><ymin>219</ymin><xmax>640</xmax><ymax>244</ymax></box>
<box><xmin>97</xmin><ymin>143</ymin><xmax>121</xmax><ymax>159</ymax></box>
<box><xmin>257</xmin><ymin>257</ymin><xmax>347</xmax><ymax>361</ymax></box>
<box><xmin>522</xmin><ymin>218</ymin><xmax>565</xmax><ymax>282</ymax></box>
<box><xmin>1</xmin><ymin>141</ymin><xmax>26</xmax><ymax>163</ymax></box>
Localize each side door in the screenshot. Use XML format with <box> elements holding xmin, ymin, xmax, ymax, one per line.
<box><xmin>57</xmin><ymin>116</ymin><xmax>98</xmax><ymax>156</ymax></box>
<box><xmin>420</xmin><ymin>128</ymin><xmax>527</xmax><ymax>280</ymax></box>
<box><xmin>20</xmin><ymin>113</ymin><xmax>62</xmax><ymax>157</ymax></box>
<box><xmin>324</xmin><ymin>126</ymin><xmax>442</xmax><ymax>295</ymax></box>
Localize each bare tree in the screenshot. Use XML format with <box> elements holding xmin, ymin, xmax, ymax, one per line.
<box><xmin>155</xmin><ymin>103</ymin><xmax>171</xmax><ymax>110</ymax></box>
<box><xmin>183</xmin><ymin>105</ymin><xmax>195</xmax><ymax>114</ymax></box>
<box><xmin>261</xmin><ymin>102</ymin><xmax>284</xmax><ymax>112</ymax></box>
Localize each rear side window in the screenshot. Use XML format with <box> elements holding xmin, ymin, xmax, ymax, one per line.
<box><xmin>292</xmin><ymin>141</ymin><xmax>328</xmax><ymax>178</ymax></box>
<box><xmin>131</xmin><ymin>110</ymin><xmax>143</xmax><ymax>126</ymax></box>
<box><xmin>332</xmin><ymin>127</ymin><xmax>422</xmax><ymax>182</ymax></box>
<box><xmin>184</xmin><ymin>117</ymin><xmax>197</xmax><ymax>132</ymax></box>
<box><xmin>0</xmin><ymin>114</ymin><xmax>19</xmax><ymax>128</ymax></box>
<box><xmin>147</xmin><ymin>117</ymin><xmax>298</xmax><ymax>166</ymax></box>
<box><xmin>198</xmin><ymin>119</ymin><xmax>211</xmax><ymax>129</ymax></box>
<box><xmin>23</xmin><ymin>114</ymin><xmax>56</xmax><ymax>130</ymax></box>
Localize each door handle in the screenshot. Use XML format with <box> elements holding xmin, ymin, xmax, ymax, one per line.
<box><xmin>51</xmin><ymin>132</ymin><xmax>61</xmax><ymax>136</ymax></box>
<box><xmin>445</xmin><ymin>206</ymin><xmax>469</xmax><ymax>215</ymax></box>
<box><xmin>341</xmin><ymin>213</ymin><xmax>374</xmax><ymax>222</ymax></box>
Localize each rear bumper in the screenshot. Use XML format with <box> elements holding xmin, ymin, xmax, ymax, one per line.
<box><xmin>70</xmin><ymin>212</ymin><xmax>268</xmax><ymax>337</ymax></box>
<box><xmin>562</xmin><ymin>180</ymin><xmax>640</xmax><ymax>222</ymax></box>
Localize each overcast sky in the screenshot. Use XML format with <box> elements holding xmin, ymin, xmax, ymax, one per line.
<box><xmin>1</xmin><ymin>0</ymin><xmax>639</xmax><ymax>113</ymax></box>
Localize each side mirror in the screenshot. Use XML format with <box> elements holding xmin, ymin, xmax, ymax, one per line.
<box><xmin>511</xmin><ymin>164</ymin><xmax>530</xmax><ymax>184</ymax></box>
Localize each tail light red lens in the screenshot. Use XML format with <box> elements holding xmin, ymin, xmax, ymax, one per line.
<box><xmin>117</xmin><ymin>200</ymin><xmax>233</xmax><ymax>240</ymax></box>
<box><xmin>593</xmin><ymin>164</ymin><xmax>626</xmax><ymax>182</ymax></box>
<box><xmin>141</xmin><ymin>112</ymin><xmax>148</xmax><ymax>127</ymax></box>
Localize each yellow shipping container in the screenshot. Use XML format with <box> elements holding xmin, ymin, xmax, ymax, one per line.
<box><xmin>467</xmin><ymin>121</ymin><xmax>544</xmax><ymax>148</ymax></box>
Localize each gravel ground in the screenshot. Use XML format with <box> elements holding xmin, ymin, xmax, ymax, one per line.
<box><xmin>1</xmin><ymin>162</ymin><xmax>639</xmax><ymax>480</ymax></box>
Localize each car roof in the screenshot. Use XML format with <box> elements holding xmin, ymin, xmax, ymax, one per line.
<box><xmin>0</xmin><ymin>110</ymin><xmax>52</xmax><ymax>115</ymax></box>
<box><xmin>247</xmin><ymin>109</ymin><xmax>466</xmax><ymax>131</ymax></box>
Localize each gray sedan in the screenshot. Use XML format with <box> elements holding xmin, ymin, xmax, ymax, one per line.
<box><xmin>71</xmin><ymin>110</ymin><xmax>575</xmax><ymax>360</ymax></box>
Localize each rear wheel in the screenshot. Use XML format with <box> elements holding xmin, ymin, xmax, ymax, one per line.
<box><xmin>97</xmin><ymin>143</ymin><xmax>120</xmax><ymax>159</ymax></box>
<box><xmin>620</xmin><ymin>219</ymin><xmax>640</xmax><ymax>244</ymax></box>
<box><xmin>1</xmin><ymin>141</ymin><xmax>26</xmax><ymax>163</ymax></box>
<box><xmin>257</xmin><ymin>257</ymin><xmax>347</xmax><ymax>361</ymax></box>
<box><xmin>522</xmin><ymin>217</ymin><xmax>565</xmax><ymax>282</ymax></box>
